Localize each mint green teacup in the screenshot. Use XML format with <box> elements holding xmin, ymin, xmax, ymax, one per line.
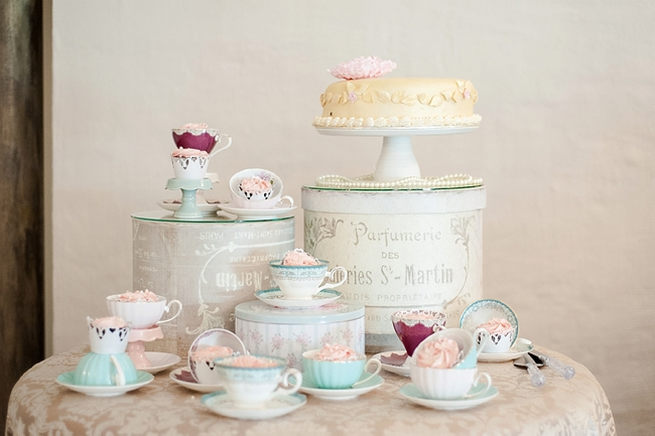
<box><xmin>302</xmin><ymin>349</ymin><xmax>381</xmax><ymax>389</ymax></box>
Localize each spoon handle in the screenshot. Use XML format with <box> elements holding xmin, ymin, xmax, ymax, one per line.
<box><xmin>532</xmin><ymin>351</ymin><xmax>575</xmax><ymax>379</ymax></box>
<box><xmin>525</xmin><ymin>353</ymin><xmax>545</xmax><ymax>387</ymax></box>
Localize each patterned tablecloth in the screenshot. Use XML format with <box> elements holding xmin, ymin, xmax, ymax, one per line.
<box><xmin>6</xmin><ymin>347</ymin><xmax>615</xmax><ymax>435</ymax></box>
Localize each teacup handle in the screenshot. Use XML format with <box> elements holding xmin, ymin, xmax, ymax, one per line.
<box><xmin>209</xmin><ymin>134</ymin><xmax>232</xmax><ymax>157</ymax></box>
<box><xmin>276</xmin><ymin>368</ymin><xmax>302</xmax><ymax>396</ymax></box>
<box><xmin>464</xmin><ymin>371</ymin><xmax>492</xmax><ymax>398</ymax></box>
<box><xmin>110</xmin><ymin>355</ymin><xmax>126</xmax><ymax>386</ymax></box>
<box><xmin>156</xmin><ymin>299</ymin><xmax>183</xmax><ymax>325</ymax></box>
<box><xmin>275</xmin><ymin>195</ymin><xmax>294</xmax><ymax>208</ymax></box>
<box><xmin>352</xmin><ymin>358</ymin><xmax>382</xmax><ymax>388</ymax></box>
<box><xmin>317</xmin><ymin>266</ymin><xmax>347</xmax><ymax>292</ymax></box>
<box><xmin>474</xmin><ymin>327</ymin><xmax>490</xmax><ymax>356</ymax></box>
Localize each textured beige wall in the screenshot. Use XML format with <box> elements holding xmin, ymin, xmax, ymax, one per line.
<box><xmin>49</xmin><ymin>1</ymin><xmax>654</xmax><ymax>433</ymax></box>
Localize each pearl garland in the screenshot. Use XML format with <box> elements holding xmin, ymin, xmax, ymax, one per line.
<box><xmin>315</xmin><ymin>174</ymin><xmax>483</xmax><ymax>190</ymax></box>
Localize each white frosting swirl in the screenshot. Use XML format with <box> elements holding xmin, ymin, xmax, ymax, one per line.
<box><xmin>477</xmin><ymin>318</ymin><xmax>513</xmax><ymax>334</ymax></box>
<box><xmin>416</xmin><ymin>338</ymin><xmax>460</xmax><ymax>369</ymax></box>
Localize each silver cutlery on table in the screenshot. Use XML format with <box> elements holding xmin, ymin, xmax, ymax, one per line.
<box><xmin>524</xmin><ymin>353</ymin><xmax>545</xmax><ymax>387</ymax></box>
<box><xmin>531</xmin><ymin>350</ymin><xmax>575</xmax><ymax>379</ymax></box>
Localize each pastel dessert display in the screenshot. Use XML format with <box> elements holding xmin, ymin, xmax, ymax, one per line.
<box><xmin>269</xmin><ymin>249</ymin><xmax>347</xmax><ymax>300</ymax></box>
<box><xmin>172</xmin><ymin>122</ymin><xmax>232</xmax><ymax>156</ymax></box>
<box><xmin>409</xmin><ymin>330</ymin><xmax>492</xmax><ymax>400</ymax></box>
<box><xmin>475</xmin><ymin>318</ymin><xmax>515</xmax><ymax>353</ymax></box>
<box><xmin>213</xmin><ymin>354</ymin><xmax>302</xmax><ymax>407</ymax></box>
<box><xmin>189</xmin><ymin>345</ymin><xmax>235</xmax><ymax>385</ymax></box>
<box><xmin>313</xmin><ymin>56</ymin><xmax>480</xmax><ymax>128</ymax></box>
<box><xmin>302</xmin><ymin>344</ymin><xmax>381</xmax><ymax>389</ymax></box>
<box><xmin>171</xmin><ymin>148</ymin><xmax>210</xmax><ymax>180</ymax></box>
<box><xmin>73</xmin><ymin>316</ymin><xmax>138</xmax><ymax>386</ymax></box>
<box><xmin>228</xmin><ymin>168</ymin><xmax>293</xmax><ymax>209</ymax></box>
<box><xmin>106</xmin><ymin>290</ymin><xmax>183</xmax><ymax>329</ymax></box>
<box><xmin>391</xmin><ymin>308</ymin><xmax>447</xmax><ymax>357</ymax></box>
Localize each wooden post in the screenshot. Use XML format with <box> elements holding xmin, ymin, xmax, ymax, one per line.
<box><xmin>0</xmin><ymin>0</ymin><xmax>44</xmax><ymax>429</ymax></box>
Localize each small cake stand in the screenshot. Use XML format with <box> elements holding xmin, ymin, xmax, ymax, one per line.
<box><xmin>315</xmin><ymin>126</ymin><xmax>477</xmax><ymax>182</ymax></box>
<box><xmin>126</xmin><ymin>326</ymin><xmax>164</xmax><ymax>369</ymax></box>
<box><xmin>166</xmin><ymin>178</ymin><xmax>213</xmax><ymax>219</ymax></box>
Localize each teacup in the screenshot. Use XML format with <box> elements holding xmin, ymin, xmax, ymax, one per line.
<box><xmin>474</xmin><ymin>320</ymin><xmax>515</xmax><ymax>353</ymax></box>
<box><xmin>269</xmin><ymin>260</ymin><xmax>347</xmax><ymax>299</ymax></box>
<box><xmin>409</xmin><ymin>364</ymin><xmax>492</xmax><ymax>400</ymax></box>
<box><xmin>172</xmin><ymin>124</ymin><xmax>232</xmax><ymax>157</ymax></box>
<box><xmin>106</xmin><ymin>294</ymin><xmax>182</xmax><ymax>329</ymax></box>
<box><xmin>391</xmin><ymin>309</ymin><xmax>447</xmax><ymax>357</ymax></box>
<box><xmin>171</xmin><ymin>149</ymin><xmax>210</xmax><ymax>180</ymax></box>
<box><xmin>302</xmin><ymin>349</ymin><xmax>382</xmax><ymax>389</ymax></box>
<box><xmin>229</xmin><ymin>168</ymin><xmax>292</xmax><ymax>209</ymax></box>
<box><xmin>213</xmin><ymin>355</ymin><xmax>302</xmax><ymax>407</ymax></box>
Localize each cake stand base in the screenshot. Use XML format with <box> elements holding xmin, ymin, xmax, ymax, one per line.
<box><xmin>165</xmin><ymin>178</ymin><xmax>213</xmax><ymax>219</ymax></box>
<box><xmin>126</xmin><ymin>326</ymin><xmax>164</xmax><ymax>369</ymax></box>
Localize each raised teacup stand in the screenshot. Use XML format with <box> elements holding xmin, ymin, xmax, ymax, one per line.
<box><xmin>166</xmin><ymin>178</ymin><xmax>213</xmax><ymax>219</ymax></box>
<box><xmin>126</xmin><ymin>326</ymin><xmax>164</xmax><ymax>369</ymax></box>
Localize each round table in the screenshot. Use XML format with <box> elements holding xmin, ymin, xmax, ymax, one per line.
<box><xmin>6</xmin><ymin>347</ymin><xmax>615</xmax><ymax>435</ymax></box>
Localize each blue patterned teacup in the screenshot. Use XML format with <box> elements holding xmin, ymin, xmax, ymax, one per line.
<box><xmin>269</xmin><ymin>260</ymin><xmax>347</xmax><ymax>299</ymax></box>
<box><xmin>302</xmin><ymin>349</ymin><xmax>381</xmax><ymax>389</ymax></box>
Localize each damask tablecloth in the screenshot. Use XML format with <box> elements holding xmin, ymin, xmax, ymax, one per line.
<box><xmin>6</xmin><ymin>347</ymin><xmax>615</xmax><ymax>435</ymax></box>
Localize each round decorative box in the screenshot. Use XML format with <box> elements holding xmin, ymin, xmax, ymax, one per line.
<box><xmin>132</xmin><ymin>211</ymin><xmax>295</xmax><ymax>356</ymax></box>
<box><xmin>302</xmin><ymin>185</ymin><xmax>486</xmax><ymax>352</ymax></box>
<box><xmin>234</xmin><ymin>300</ymin><xmax>365</xmax><ymax>369</ymax></box>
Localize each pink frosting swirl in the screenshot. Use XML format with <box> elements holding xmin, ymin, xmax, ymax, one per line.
<box><xmin>282</xmin><ymin>248</ymin><xmax>320</xmax><ymax>266</ymax></box>
<box><xmin>313</xmin><ymin>344</ymin><xmax>361</xmax><ymax>361</ymax></box>
<box><xmin>91</xmin><ymin>316</ymin><xmax>127</xmax><ymax>329</ymax></box>
<box><xmin>239</xmin><ymin>176</ymin><xmax>272</xmax><ymax>194</ymax></box>
<box><xmin>181</xmin><ymin>122</ymin><xmax>208</xmax><ymax>129</ymax></box>
<box><xmin>115</xmin><ymin>289</ymin><xmax>161</xmax><ymax>302</ymax></box>
<box><xmin>226</xmin><ymin>355</ymin><xmax>279</xmax><ymax>368</ymax></box>
<box><xmin>190</xmin><ymin>345</ymin><xmax>234</xmax><ymax>362</ymax></box>
<box><xmin>329</xmin><ymin>56</ymin><xmax>397</xmax><ymax>80</ymax></box>
<box><xmin>416</xmin><ymin>338</ymin><xmax>460</xmax><ymax>369</ymax></box>
<box><xmin>477</xmin><ymin>318</ymin><xmax>513</xmax><ymax>335</ymax></box>
<box><xmin>171</xmin><ymin>148</ymin><xmax>209</xmax><ymax>158</ymax></box>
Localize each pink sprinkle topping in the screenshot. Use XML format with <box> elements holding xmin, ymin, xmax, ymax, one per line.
<box><xmin>190</xmin><ymin>345</ymin><xmax>234</xmax><ymax>362</ymax></box>
<box><xmin>282</xmin><ymin>248</ymin><xmax>320</xmax><ymax>266</ymax></box>
<box><xmin>477</xmin><ymin>318</ymin><xmax>513</xmax><ymax>334</ymax></box>
<box><xmin>181</xmin><ymin>122</ymin><xmax>208</xmax><ymax>130</ymax></box>
<box><xmin>328</xmin><ymin>56</ymin><xmax>397</xmax><ymax>80</ymax></box>
<box><xmin>314</xmin><ymin>344</ymin><xmax>361</xmax><ymax>362</ymax></box>
<box><xmin>416</xmin><ymin>337</ymin><xmax>460</xmax><ymax>369</ymax></box>
<box><xmin>91</xmin><ymin>316</ymin><xmax>127</xmax><ymax>329</ymax></box>
<box><xmin>171</xmin><ymin>148</ymin><xmax>209</xmax><ymax>158</ymax></box>
<box><xmin>239</xmin><ymin>176</ymin><xmax>272</xmax><ymax>194</ymax></box>
<box><xmin>226</xmin><ymin>355</ymin><xmax>279</xmax><ymax>368</ymax></box>
<box><xmin>115</xmin><ymin>290</ymin><xmax>161</xmax><ymax>302</ymax></box>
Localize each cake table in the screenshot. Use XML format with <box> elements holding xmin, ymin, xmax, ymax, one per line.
<box><xmin>6</xmin><ymin>346</ymin><xmax>615</xmax><ymax>435</ymax></box>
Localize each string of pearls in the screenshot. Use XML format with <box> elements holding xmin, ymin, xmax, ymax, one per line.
<box><xmin>315</xmin><ymin>174</ymin><xmax>483</xmax><ymax>190</ymax></box>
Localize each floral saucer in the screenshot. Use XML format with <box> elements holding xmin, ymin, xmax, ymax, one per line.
<box><xmin>202</xmin><ymin>391</ymin><xmax>307</xmax><ymax>420</ymax></box>
<box><xmin>299</xmin><ymin>372</ymin><xmax>384</xmax><ymax>401</ymax></box>
<box><xmin>56</xmin><ymin>371</ymin><xmax>153</xmax><ymax>397</ymax></box>
<box><xmin>399</xmin><ymin>383</ymin><xmax>498</xmax><ymax>411</ymax></box>
<box><xmin>169</xmin><ymin>367</ymin><xmax>223</xmax><ymax>393</ymax></box>
<box><xmin>218</xmin><ymin>204</ymin><xmax>296</xmax><ymax>220</ymax></box>
<box><xmin>254</xmin><ymin>288</ymin><xmax>342</xmax><ymax>309</ymax></box>
<box><xmin>372</xmin><ymin>351</ymin><xmax>410</xmax><ymax>377</ymax></box>
<box><xmin>139</xmin><ymin>352</ymin><xmax>181</xmax><ymax>374</ymax></box>
<box><xmin>478</xmin><ymin>338</ymin><xmax>534</xmax><ymax>363</ymax></box>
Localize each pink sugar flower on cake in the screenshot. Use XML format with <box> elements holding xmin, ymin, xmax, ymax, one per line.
<box><xmin>329</xmin><ymin>56</ymin><xmax>397</xmax><ymax>80</ymax></box>
<box><xmin>314</xmin><ymin>343</ymin><xmax>360</xmax><ymax>362</ymax></box>
<box><xmin>416</xmin><ymin>337</ymin><xmax>461</xmax><ymax>369</ymax></box>
<box><xmin>281</xmin><ymin>248</ymin><xmax>320</xmax><ymax>266</ymax></box>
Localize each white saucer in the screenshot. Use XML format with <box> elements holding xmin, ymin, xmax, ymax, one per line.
<box><xmin>169</xmin><ymin>367</ymin><xmax>223</xmax><ymax>393</ymax></box>
<box><xmin>372</xmin><ymin>350</ymin><xmax>410</xmax><ymax>377</ymax></box>
<box><xmin>202</xmin><ymin>391</ymin><xmax>307</xmax><ymax>420</ymax></box>
<box><xmin>299</xmin><ymin>372</ymin><xmax>384</xmax><ymax>401</ymax></box>
<box><xmin>56</xmin><ymin>371</ymin><xmax>154</xmax><ymax>397</ymax></box>
<box><xmin>218</xmin><ymin>203</ymin><xmax>296</xmax><ymax>220</ymax></box>
<box><xmin>139</xmin><ymin>352</ymin><xmax>181</xmax><ymax>374</ymax></box>
<box><xmin>478</xmin><ymin>338</ymin><xmax>534</xmax><ymax>362</ymax></box>
<box><xmin>399</xmin><ymin>383</ymin><xmax>498</xmax><ymax>411</ymax></box>
<box><xmin>255</xmin><ymin>288</ymin><xmax>342</xmax><ymax>309</ymax></box>
<box><xmin>158</xmin><ymin>200</ymin><xmax>220</xmax><ymax>216</ymax></box>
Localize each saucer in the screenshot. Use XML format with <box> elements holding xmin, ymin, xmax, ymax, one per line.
<box><xmin>299</xmin><ymin>372</ymin><xmax>384</xmax><ymax>401</ymax></box>
<box><xmin>218</xmin><ymin>203</ymin><xmax>296</xmax><ymax>220</ymax></box>
<box><xmin>158</xmin><ymin>200</ymin><xmax>220</xmax><ymax>216</ymax></box>
<box><xmin>169</xmin><ymin>367</ymin><xmax>223</xmax><ymax>393</ymax></box>
<box><xmin>56</xmin><ymin>371</ymin><xmax>154</xmax><ymax>397</ymax></box>
<box><xmin>372</xmin><ymin>350</ymin><xmax>411</xmax><ymax>377</ymax></box>
<box><xmin>255</xmin><ymin>288</ymin><xmax>342</xmax><ymax>309</ymax></box>
<box><xmin>478</xmin><ymin>338</ymin><xmax>534</xmax><ymax>362</ymax></box>
<box><xmin>459</xmin><ymin>299</ymin><xmax>519</xmax><ymax>346</ymax></box>
<box><xmin>140</xmin><ymin>352</ymin><xmax>181</xmax><ymax>374</ymax></box>
<box><xmin>202</xmin><ymin>391</ymin><xmax>307</xmax><ymax>420</ymax></box>
<box><xmin>399</xmin><ymin>383</ymin><xmax>498</xmax><ymax>411</ymax></box>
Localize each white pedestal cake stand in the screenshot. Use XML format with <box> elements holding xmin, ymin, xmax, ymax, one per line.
<box><xmin>315</xmin><ymin>126</ymin><xmax>478</xmax><ymax>182</ymax></box>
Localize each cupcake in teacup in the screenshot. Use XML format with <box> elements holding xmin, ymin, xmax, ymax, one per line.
<box><xmin>189</xmin><ymin>345</ymin><xmax>235</xmax><ymax>385</ymax></box>
<box><xmin>172</xmin><ymin>122</ymin><xmax>232</xmax><ymax>156</ymax></box>
<box><xmin>106</xmin><ymin>290</ymin><xmax>182</xmax><ymax>329</ymax></box>
<box><xmin>269</xmin><ymin>249</ymin><xmax>347</xmax><ymax>300</ymax></box>
<box><xmin>392</xmin><ymin>308</ymin><xmax>447</xmax><ymax>357</ymax></box>
<box><xmin>302</xmin><ymin>344</ymin><xmax>381</xmax><ymax>389</ymax></box>
<box><xmin>171</xmin><ymin>148</ymin><xmax>210</xmax><ymax>180</ymax></box>
<box><xmin>474</xmin><ymin>318</ymin><xmax>515</xmax><ymax>353</ymax></box>
<box><xmin>229</xmin><ymin>168</ymin><xmax>293</xmax><ymax>209</ymax></box>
